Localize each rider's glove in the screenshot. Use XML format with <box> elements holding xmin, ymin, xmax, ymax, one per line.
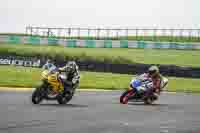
<box><xmin>72</xmin><ymin>78</ymin><xmax>78</xmax><ymax>84</ymax></box>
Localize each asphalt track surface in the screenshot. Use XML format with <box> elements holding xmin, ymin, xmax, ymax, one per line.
<box><xmin>1</xmin><ymin>90</ymin><xmax>200</xmax><ymax>133</ymax></box>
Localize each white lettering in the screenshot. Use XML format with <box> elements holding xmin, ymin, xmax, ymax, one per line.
<box><xmin>0</xmin><ymin>59</ymin><xmax>11</xmax><ymax>65</ymax></box>
<box><xmin>32</xmin><ymin>60</ymin><xmax>41</xmax><ymax>67</ymax></box>
<box><xmin>24</xmin><ymin>61</ymin><xmax>32</xmax><ymax>67</ymax></box>
<box><xmin>0</xmin><ymin>57</ymin><xmax>41</xmax><ymax>68</ymax></box>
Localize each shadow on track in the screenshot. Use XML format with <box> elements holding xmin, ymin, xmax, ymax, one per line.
<box><xmin>36</xmin><ymin>103</ymin><xmax>88</xmax><ymax>108</ymax></box>
<box><xmin>128</xmin><ymin>102</ymin><xmax>169</xmax><ymax>107</ymax></box>
<box><xmin>128</xmin><ymin>102</ymin><xmax>185</xmax><ymax>112</ymax></box>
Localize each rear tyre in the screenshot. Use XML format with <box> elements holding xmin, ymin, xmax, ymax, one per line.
<box><xmin>32</xmin><ymin>89</ymin><xmax>43</xmax><ymax>104</ymax></box>
<box><xmin>57</xmin><ymin>92</ymin><xmax>73</xmax><ymax>104</ymax></box>
<box><xmin>120</xmin><ymin>90</ymin><xmax>134</xmax><ymax>104</ymax></box>
<box><xmin>144</xmin><ymin>98</ymin><xmax>153</xmax><ymax>105</ymax></box>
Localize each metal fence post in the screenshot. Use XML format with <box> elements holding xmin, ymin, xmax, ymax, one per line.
<box><xmin>116</xmin><ymin>29</ymin><xmax>119</xmax><ymax>40</ymax></box>
<box><xmin>170</xmin><ymin>29</ymin><xmax>174</xmax><ymax>42</ymax></box>
<box><xmin>106</xmin><ymin>29</ymin><xmax>110</xmax><ymax>40</ymax></box>
<box><xmin>25</xmin><ymin>27</ymin><xmax>28</xmax><ymax>35</ymax></box>
<box><xmin>153</xmin><ymin>29</ymin><xmax>157</xmax><ymax>41</ymax></box>
<box><xmin>68</xmin><ymin>28</ymin><xmax>71</xmax><ymax>37</ymax></box>
<box><xmin>162</xmin><ymin>29</ymin><xmax>166</xmax><ymax>42</ymax></box>
<box><xmin>126</xmin><ymin>29</ymin><xmax>129</xmax><ymax>40</ymax></box>
<box><xmin>47</xmin><ymin>28</ymin><xmax>50</xmax><ymax>37</ymax></box>
<box><xmin>97</xmin><ymin>28</ymin><xmax>100</xmax><ymax>40</ymax></box>
<box><xmin>58</xmin><ymin>28</ymin><xmax>61</xmax><ymax>38</ymax></box>
<box><xmin>78</xmin><ymin>28</ymin><xmax>80</xmax><ymax>39</ymax></box>
<box><xmin>136</xmin><ymin>29</ymin><xmax>138</xmax><ymax>40</ymax></box>
<box><xmin>88</xmin><ymin>29</ymin><xmax>90</xmax><ymax>38</ymax></box>
<box><xmin>189</xmin><ymin>29</ymin><xmax>192</xmax><ymax>42</ymax></box>
<box><xmin>180</xmin><ymin>29</ymin><xmax>183</xmax><ymax>42</ymax></box>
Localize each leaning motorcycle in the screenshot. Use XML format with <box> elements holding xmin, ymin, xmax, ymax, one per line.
<box><xmin>120</xmin><ymin>76</ymin><xmax>168</xmax><ymax>105</ymax></box>
<box><xmin>32</xmin><ymin>70</ymin><xmax>77</xmax><ymax>104</ymax></box>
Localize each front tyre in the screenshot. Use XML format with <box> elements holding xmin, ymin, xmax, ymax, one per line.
<box><xmin>32</xmin><ymin>89</ymin><xmax>43</xmax><ymax>104</ymax></box>
<box><xmin>120</xmin><ymin>90</ymin><xmax>134</xmax><ymax>104</ymax></box>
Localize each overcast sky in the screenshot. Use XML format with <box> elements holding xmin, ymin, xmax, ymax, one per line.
<box><xmin>0</xmin><ymin>0</ymin><xmax>199</xmax><ymax>33</ymax></box>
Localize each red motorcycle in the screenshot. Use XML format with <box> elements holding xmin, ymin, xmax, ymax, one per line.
<box><xmin>120</xmin><ymin>77</ymin><xmax>168</xmax><ymax>105</ymax></box>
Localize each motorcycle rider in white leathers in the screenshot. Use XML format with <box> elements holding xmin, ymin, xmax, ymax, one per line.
<box><xmin>58</xmin><ymin>61</ymin><xmax>80</xmax><ymax>95</ymax></box>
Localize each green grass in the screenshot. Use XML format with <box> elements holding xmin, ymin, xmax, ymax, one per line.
<box><xmin>0</xmin><ymin>44</ymin><xmax>200</xmax><ymax>67</ymax></box>
<box><xmin>0</xmin><ymin>65</ymin><xmax>199</xmax><ymax>92</ymax></box>
<box><xmin>1</xmin><ymin>33</ymin><xmax>200</xmax><ymax>43</ymax></box>
<box><xmin>1</xmin><ymin>44</ymin><xmax>200</xmax><ymax>67</ymax></box>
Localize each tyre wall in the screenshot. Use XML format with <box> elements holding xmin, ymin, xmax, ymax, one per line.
<box><xmin>0</xmin><ymin>35</ymin><xmax>200</xmax><ymax>49</ymax></box>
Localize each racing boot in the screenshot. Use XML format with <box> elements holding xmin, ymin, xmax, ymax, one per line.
<box><xmin>152</xmin><ymin>92</ymin><xmax>159</xmax><ymax>100</ymax></box>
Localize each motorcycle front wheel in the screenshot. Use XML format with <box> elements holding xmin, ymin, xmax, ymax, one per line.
<box><xmin>120</xmin><ymin>89</ymin><xmax>135</xmax><ymax>104</ymax></box>
<box><xmin>32</xmin><ymin>88</ymin><xmax>44</xmax><ymax>104</ymax></box>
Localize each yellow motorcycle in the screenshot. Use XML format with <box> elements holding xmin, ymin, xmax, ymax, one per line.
<box><xmin>32</xmin><ymin>70</ymin><xmax>76</xmax><ymax>104</ymax></box>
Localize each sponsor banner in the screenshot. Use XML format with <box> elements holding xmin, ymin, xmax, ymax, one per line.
<box><xmin>0</xmin><ymin>56</ymin><xmax>41</xmax><ymax>67</ymax></box>
<box><xmin>85</xmin><ymin>40</ymin><xmax>96</xmax><ymax>48</ymax></box>
<box><xmin>145</xmin><ymin>42</ymin><xmax>154</xmax><ymax>49</ymax></box>
<box><xmin>104</xmin><ymin>40</ymin><xmax>113</xmax><ymax>48</ymax></box>
<box><xmin>127</xmin><ymin>41</ymin><xmax>138</xmax><ymax>48</ymax></box>
<box><xmin>95</xmin><ymin>40</ymin><xmax>105</xmax><ymax>48</ymax></box>
<box><xmin>58</xmin><ymin>39</ymin><xmax>67</xmax><ymax>46</ymax></box>
<box><xmin>40</xmin><ymin>38</ymin><xmax>49</xmax><ymax>45</ymax></box>
<box><xmin>76</xmin><ymin>40</ymin><xmax>85</xmax><ymax>47</ymax></box>
<box><xmin>67</xmin><ymin>40</ymin><xmax>77</xmax><ymax>47</ymax></box>
<box><xmin>194</xmin><ymin>44</ymin><xmax>200</xmax><ymax>49</ymax></box>
<box><xmin>1</xmin><ymin>35</ymin><xmax>200</xmax><ymax>49</ymax></box>
<box><xmin>137</xmin><ymin>41</ymin><xmax>147</xmax><ymax>49</ymax></box>
<box><xmin>161</xmin><ymin>43</ymin><xmax>171</xmax><ymax>49</ymax></box>
<box><xmin>120</xmin><ymin>40</ymin><xmax>128</xmax><ymax>48</ymax></box>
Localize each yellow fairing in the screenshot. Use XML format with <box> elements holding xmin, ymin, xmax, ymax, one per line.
<box><xmin>41</xmin><ymin>70</ymin><xmax>64</xmax><ymax>93</ymax></box>
<box><xmin>48</xmin><ymin>73</ymin><xmax>64</xmax><ymax>93</ymax></box>
<box><xmin>41</xmin><ymin>70</ymin><xmax>49</xmax><ymax>80</ymax></box>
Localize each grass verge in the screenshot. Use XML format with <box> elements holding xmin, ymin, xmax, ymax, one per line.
<box><xmin>0</xmin><ymin>44</ymin><xmax>200</xmax><ymax>67</ymax></box>
<box><xmin>0</xmin><ymin>65</ymin><xmax>199</xmax><ymax>92</ymax></box>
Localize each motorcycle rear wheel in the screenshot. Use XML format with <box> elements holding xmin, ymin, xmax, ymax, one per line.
<box><xmin>144</xmin><ymin>98</ymin><xmax>154</xmax><ymax>105</ymax></box>
<box><xmin>57</xmin><ymin>92</ymin><xmax>73</xmax><ymax>104</ymax></box>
